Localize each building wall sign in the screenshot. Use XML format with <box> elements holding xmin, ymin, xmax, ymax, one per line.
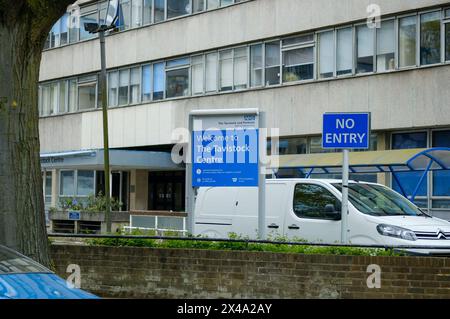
<box><xmin>192</xmin><ymin>114</ymin><xmax>259</xmax><ymax>187</ymax></box>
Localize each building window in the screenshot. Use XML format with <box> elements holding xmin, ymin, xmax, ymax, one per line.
<box><xmin>265</xmin><ymin>41</ymin><xmax>280</xmax><ymax>85</ymax></box>
<box><xmin>376</xmin><ymin>19</ymin><xmax>396</xmax><ymax>72</ymax></box>
<box><xmin>78</xmin><ymin>75</ymin><xmax>97</xmax><ymax>110</ymax></box>
<box><xmin>44</xmin><ymin>171</ymin><xmax>52</xmax><ymax>205</ymax></box>
<box><xmin>207</xmin><ymin>0</ymin><xmax>220</xmax><ymax>10</ymax></box>
<box><xmin>233</xmin><ymin>47</ymin><xmax>248</xmax><ymax>90</ymax></box>
<box><xmin>432</xmin><ymin>130</ymin><xmax>450</xmax><ymax>203</ymax></box>
<box><xmin>50</xmin><ymin>19</ymin><xmax>61</xmax><ymax>48</ymax></box>
<box><xmin>68</xmin><ymin>79</ymin><xmax>78</xmax><ymax>112</ymax></box>
<box><xmin>59</xmin><ymin>170</ymin><xmax>95</xmax><ymax>205</ymax></box>
<box><xmin>77</xmin><ymin>171</ymin><xmax>95</xmax><ymax>196</ymax></box>
<box><xmin>60</xmin><ymin>13</ymin><xmax>69</xmax><ymax>46</ymax></box>
<box><xmin>153</xmin><ymin>62</ymin><xmax>165</xmax><ymax>100</ymax></box>
<box><xmin>154</xmin><ymin>0</ymin><xmax>165</xmax><ymax>23</ymax></box>
<box><xmin>399</xmin><ymin>15</ymin><xmax>417</xmax><ymax>68</ymax></box>
<box><xmin>166</xmin><ymin>58</ymin><xmax>190</xmax><ymax>98</ymax></box>
<box><xmin>219</xmin><ymin>49</ymin><xmax>233</xmax><ymax>91</ymax></box>
<box><xmin>205</xmin><ymin>52</ymin><xmax>218</xmax><ymax>92</ymax></box>
<box><xmin>143</xmin><ymin>0</ymin><xmax>152</xmax><ymax>25</ymax></box>
<box><xmin>142</xmin><ymin>64</ymin><xmax>152</xmax><ymax>102</ymax></box>
<box><xmin>193</xmin><ymin>0</ymin><xmax>205</xmax><ymax>13</ymax></box>
<box><xmin>59</xmin><ymin>81</ymin><xmax>68</xmax><ymax>114</ymax></box>
<box><xmin>192</xmin><ymin>55</ymin><xmax>205</xmax><ymax>95</ymax></box>
<box><xmin>167</xmin><ymin>0</ymin><xmax>190</xmax><ymax>19</ymax></box>
<box><xmin>391</xmin><ymin>132</ymin><xmax>428</xmax><ymax>206</ymax></box>
<box><xmin>118</xmin><ymin>0</ymin><xmax>131</xmax><ymax>30</ymax></box>
<box><xmin>250</xmin><ymin>44</ymin><xmax>263</xmax><ymax>87</ymax></box>
<box><xmin>282</xmin><ymin>34</ymin><xmax>315</xmax><ymax>83</ymax></box>
<box><xmin>420</xmin><ymin>11</ymin><xmax>441</xmax><ymax>65</ymax></box>
<box><xmin>445</xmin><ymin>16</ymin><xmax>450</xmax><ymax>61</ymax></box>
<box><xmin>336</xmin><ymin>27</ymin><xmax>353</xmax><ymax>76</ymax></box>
<box><xmin>130</xmin><ymin>67</ymin><xmax>141</xmax><ymax>104</ymax></box>
<box><xmin>131</xmin><ymin>0</ymin><xmax>143</xmax><ymax>28</ymax></box>
<box><xmin>108</xmin><ymin>71</ymin><xmax>119</xmax><ymax>107</ymax></box>
<box><xmin>60</xmin><ymin>171</ymin><xmax>75</xmax><ymax>198</ymax></box>
<box><xmin>69</xmin><ymin>10</ymin><xmax>79</xmax><ymax>43</ymax></box>
<box><xmin>79</xmin><ymin>6</ymin><xmax>97</xmax><ymax>41</ymax></box>
<box><xmin>356</xmin><ymin>24</ymin><xmax>375</xmax><ymax>73</ymax></box>
<box><xmin>318</xmin><ymin>31</ymin><xmax>335</xmax><ymax>79</ymax></box>
<box><xmin>118</xmin><ymin>69</ymin><xmax>130</xmax><ymax>106</ymax></box>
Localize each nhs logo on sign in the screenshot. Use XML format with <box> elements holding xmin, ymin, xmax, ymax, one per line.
<box><xmin>322</xmin><ymin>113</ymin><xmax>371</xmax><ymax>149</ymax></box>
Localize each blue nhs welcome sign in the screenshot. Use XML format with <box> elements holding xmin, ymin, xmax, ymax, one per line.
<box><xmin>322</xmin><ymin>113</ymin><xmax>371</xmax><ymax>149</ymax></box>
<box><xmin>192</xmin><ymin>114</ymin><xmax>259</xmax><ymax>187</ymax></box>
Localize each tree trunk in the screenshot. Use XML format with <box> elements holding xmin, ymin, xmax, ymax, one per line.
<box><xmin>0</xmin><ymin>21</ymin><xmax>51</xmax><ymax>266</ymax></box>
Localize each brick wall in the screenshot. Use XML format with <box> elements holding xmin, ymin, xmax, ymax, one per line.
<box><xmin>51</xmin><ymin>245</ymin><xmax>450</xmax><ymax>299</ymax></box>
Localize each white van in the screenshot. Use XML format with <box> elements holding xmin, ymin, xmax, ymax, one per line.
<box><xmin>193</xmin><ymin>179</ymin><xmax>450</xmax><ymax>255</ymax></box>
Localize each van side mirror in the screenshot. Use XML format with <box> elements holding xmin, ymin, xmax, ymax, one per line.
<box><xmin>324</xmin><ymin>204</ymin><xmax>341</xmax><ymax>220</ymax></box>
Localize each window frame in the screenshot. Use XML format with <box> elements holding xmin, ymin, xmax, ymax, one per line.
<box><xmin>443</xmin><ymin>7</ymin><xmax>450</xmax><ymax>62</ymax></box>
<box><xmin>317</xmin><ymin>28</ymin><xmax>336</xmax><ymax>79</ymax></box>
<box><xmin>354</xmin><ymin>21</ymin><xmax>376</xmax><ymax>75</ymax></box>
<box><xmin>335</xmin><ymin>25</ymin><xmax>355</xmax><ymax>77</ymax></box>
<box><xmin>418</xmin><ymin>8</ymin><xmax>443</xmax><ymax>67</ymax></box>
<box><xmin>59</xmin><ymin>170</ymin><xmax>97</xmax><ymax>202</ymax></box>
<box><xmin>292</xmin><ymin>183</ymin><xmax>342</xmax><ymax>221</ymax></box>
<box><xmin>397</xmin><ymin>12</ymin><xmax>419</xmax><ymax>69</ymax></box>
<box><xmin>165</xmin><ymin>57</ymin><xmax>191</xmax><ymax>99</ymax></box>
<box><xmin>281</xmin><ymin>33</ymin><xmax>316</xmax><ymax>84</ymax></box>
<box><xmin>77</xmin><ymin>74</ymin><xmax>99</xmax><ymax>111</ymax></box>
<box><xmin>191</xmin><ymin>54</ymin><xmax>206</xmax><ymax>95</ymax></box>
<box><xmin>375</xmin><ymin>17</ymin><xmax>398</xmax><ymax>73</ymax></box>
<box><xmin>263</xmin><ymin>39</ymin><xmax>282</xmax><ymax>86</ymax></box>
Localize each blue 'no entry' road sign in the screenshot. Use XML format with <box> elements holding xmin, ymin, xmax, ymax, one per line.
<box><xmin>322</xmin><ymin>113</ymin><xmax>371</xmax><ymax>149</ymax></box>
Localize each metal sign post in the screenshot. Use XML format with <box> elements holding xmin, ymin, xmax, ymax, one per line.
<box><xmin>322</xmin><ymin>112</ymin><xmax>371</xmax><ymax>244</ymax></box>
<box><xmin>341</xmin><ymin>149</ymin><xmax>349</xmax><ymax>244</ymax></box>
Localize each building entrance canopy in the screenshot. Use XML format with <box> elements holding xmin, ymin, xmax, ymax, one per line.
<box><xmin>269</xmin><ymin>148</ymin><xmax>450</xmax><ymax>202</ymax></box>
<box><xmin>40</xmin><ymin>149</ymin><xmax>182</xmax><ymax>171</ymax></box>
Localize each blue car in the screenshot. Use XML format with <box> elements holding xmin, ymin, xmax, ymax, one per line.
<box><xmin>0</xmin><ymin>245</ymin><xmax>98</xmax><ymax>299</ymax></box>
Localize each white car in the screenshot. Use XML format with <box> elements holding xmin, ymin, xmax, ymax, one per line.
<box><xmin>193</xmin><ymin>179</ymin><xmax>450</xmax><ymax>255</ymax></box>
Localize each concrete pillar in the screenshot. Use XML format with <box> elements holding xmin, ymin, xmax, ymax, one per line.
<box><xmin>376</xmin><ymin>132</ymin><xmax>388</xmax><ymax>186</ymax></box>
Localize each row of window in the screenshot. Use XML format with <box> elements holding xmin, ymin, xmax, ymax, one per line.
<box><xmin>39</xmin><ymin>7</ymin><xmax>450</xmax><ymax>115</ymax></box>
<box><xmin>44</xmin><ymin>0</ymin><xmax>248</xmax><ymax>49</ymax></box>
<box><xmin>43</xmin><ymin>169</ymin><xmax>130</xmax><ymax>211</ymax></box>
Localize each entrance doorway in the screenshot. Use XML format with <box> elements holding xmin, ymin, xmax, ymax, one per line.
<box><xmin>148</xmin><ymin>171</ymin><xmax>185</xmax><ymax>212</ymax></box>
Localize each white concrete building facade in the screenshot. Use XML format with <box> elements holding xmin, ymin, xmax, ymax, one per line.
<box><xmin>38</xmin><ymin>0</ymin><xmax>450</xmax><ymax>222</ymax></box>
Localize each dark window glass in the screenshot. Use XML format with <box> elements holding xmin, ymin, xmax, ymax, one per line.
<box><xmin>265</xmin><ymin>41</ymin><xmax>281</xmax><ymax>85</ymax></box>
<box><xmin>433</xmin><ymin>130</ymin><xmax>450</xmax><ymax>196</ymax></box>
<box><xmin>293</xmin><ymin>184</ymin><xmax>341</xmax><ymax>220</ymax></box>
<box><xmin>420</xmin><ymin>12</ymin><xmax>441</xmax><ymax>65</ymax></box>
<box><xmin>154</xmin><ymin>0</ymin><xmax>165</xmax><ymax>22</ymax></box>
<box><xmin>356</xmin><ymin>25</ymin><xmax>375</xmax><ymax>73</ymax></box>
<box><xmin>167</xmin><ymin>0</ymin><xmax>190</xmax><ymax>19</ymax></box>
<box><xmin>391</xmin><ymin>132</ymin><xmax>428</xmax><ymax>199</ymax></box>
<box><xmin>445</xmin><ymin>23</ymin><xmax>450</xmax><ymax>61</ymax></box>
<box><xmin>282</xmin><ymin>47</ymin><xmax>314</xmax><ymax>82</ymax></box>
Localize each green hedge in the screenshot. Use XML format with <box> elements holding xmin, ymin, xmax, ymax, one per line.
<box><xmin>86</xmin><ymin>231</ymin><xmax>401</xmax><ymax>257</ymax></box>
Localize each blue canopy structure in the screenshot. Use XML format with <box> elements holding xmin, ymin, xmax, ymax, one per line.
<box><xmin>269</xmin><ymin>148</ymin><xmax>450</xmax><ymax>202</ymax></box>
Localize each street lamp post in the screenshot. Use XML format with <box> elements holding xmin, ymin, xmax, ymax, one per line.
<box><xmin>85</xmin><ymin>22</ymin><xmax>117</xmax><ymax>233</ymax></box>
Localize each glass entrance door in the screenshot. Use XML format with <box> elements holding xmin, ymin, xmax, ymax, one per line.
<box><xmin>148</xmin><ymin>171</ymin><xmax>185</xmax><ymax>212</ymax></box>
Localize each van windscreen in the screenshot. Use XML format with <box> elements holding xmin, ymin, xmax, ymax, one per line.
<box><xmin>332</xmin><ymin>183</ymin><xmax>427</xmax><ymax>217</ymax></box>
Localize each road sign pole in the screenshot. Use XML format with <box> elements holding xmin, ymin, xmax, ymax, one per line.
<box><xmin>341</xmin><ymin>149</ymin><xmax>349</xmax><ymax>244</ymax></box>
<box><xmin>186</xmin><ymin>114</ymin><xmax>194</xmax><ymax>235</ymax></box>
<box><xmin>258</xmin><ymin>112</ymin><xmax>266</xmax><ymax>240</ymax></box>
